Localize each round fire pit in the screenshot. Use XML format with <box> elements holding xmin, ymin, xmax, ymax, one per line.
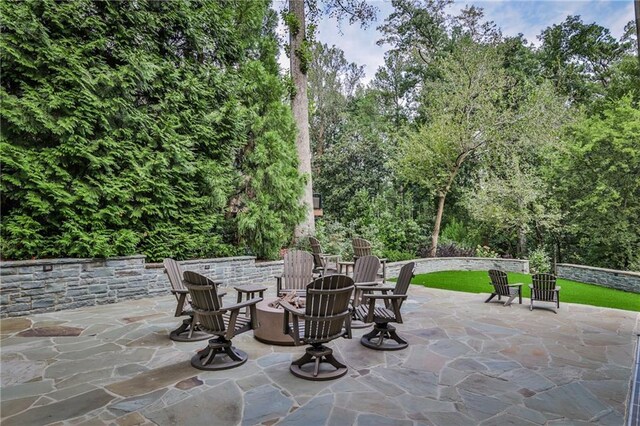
<box><xmin>253</xmin><ymin>297</ymin><xmax>296</xmax><ymax>346</ymax></box>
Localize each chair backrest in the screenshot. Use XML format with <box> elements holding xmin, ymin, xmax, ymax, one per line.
<box><xmin>164</xmin><ymin>258</ymin><xmax>191</xmax><ymax>313</ymax></box>
<box><xmin>531</xmin><ymin>273</ymin><xmax>557</xmax><ymax>301</ymax></box>
<box><xmin>308</xmin><ymin>236</ymin><xmax>324</xmax><ymax>270</ymax></box>
<box><xmin>394</xmin><ymin>262</ymin><xmax>416</xmax><ymax>296</ymax></box>
<box><xmin>282</xmin><ymin>250</ymin><xmax>315</xmax><ymax>292</ymax></box>
<box><xmin>488</xmin><ymin>269</ymin><xmax>511</xmax><ymax>296</ymax></box>
<box><xmin>352</xmin><ymin>237</ymin><xmax>372</xmax><ymax>258</ymax></box>
<box><xmin>183</xmin><ymin>271</ymin><xmax>225</xmax><ymax>334</ymax></box>
<box><xmin>164</xmin><ymin>258</ymin><xmax>185</xmax><ymax>292</ymax></box>
<box><xmin>352</xmin><ymin>255</ymin><xmax>380</xmax><ymax>284</ymax></box>
<box><xmin>304</xmin><ymin>275</ymin><xmax>354</xmax><ymax>342</ymax></box>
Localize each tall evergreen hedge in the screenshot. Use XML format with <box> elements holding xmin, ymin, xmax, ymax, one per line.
<box><xmin>1</xmin><ymin>0</ymin><xmax>304</xmax><ymax>260</ymax></box>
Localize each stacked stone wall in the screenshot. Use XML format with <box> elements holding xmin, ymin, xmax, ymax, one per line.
<box><xmin>556</xmin><ymin>263</ymin><xmax>640</xmax><ymax>293</ymax></box>
<box><xmin>1</xmin><ymin>255</ymin><xmax>530</xmax><ymax>318</ymax></box>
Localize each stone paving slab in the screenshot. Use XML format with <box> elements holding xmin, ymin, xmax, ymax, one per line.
<box><xmin>1</xmin><ymin>286</ymin><xmax>638</xmax><ymax>425</ymax></box>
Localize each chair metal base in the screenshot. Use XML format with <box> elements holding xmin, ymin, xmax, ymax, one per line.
<box><xmin>360</xmin><ymin>323</ymin><xmax>408</xmax><ymax>351</ymax></box>
<box><xmin>170</xmin><ymin>317</ymin><xmax>211</xmax><ymax>342</ymax></box>
<box><xmin>290</xmin><ymin>344</ymin><xmax>348</xmax><ymax>381</ymax></box>
<box><xmin>191</xmin><ymin>336</ymin><xmax>248</xmax><ymax>370</ymax></box>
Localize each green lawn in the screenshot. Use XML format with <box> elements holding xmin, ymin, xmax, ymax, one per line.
<box><xmin>410</xmin><ymin>270</ymin><xmax>640</xmax><ymax>312</ymax></box>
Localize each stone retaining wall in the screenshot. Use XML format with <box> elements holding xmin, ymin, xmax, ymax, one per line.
<box><xmin>385</xmin><ymin>257</ymin><xmax>529</xmax><ymax>277</ymax></box>
<box><xmin>556</xmin><ymin>263</ymin><xmax>640</xmax><ymax>293</ymax></box>
<box><xmin>0</xmin><ymin>255</ymin><xmax>529</xmax><ymax>318</ymax></box>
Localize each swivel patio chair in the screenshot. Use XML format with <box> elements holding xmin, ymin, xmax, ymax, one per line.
<box><xmin>276</xmin><ymin>249</ymin><xmax>315</xmax><ymax>297</ymax></box>
<box><xmin>351</xmin><ymin>255</ymin><xmax>382</xmax><ymax>328</ymax></box>
<box><xmin>163</xmin><ymin>258</ymin><xmax>226</xmax><ymax>342</ymax></box>
<box><xmin>183</xmin><ymin>271</ymin><xmax>261</xmax><ymax>370</ymax></box>
<box><xmin>485</xmin><ymin>269</ymin><xmax>523</xmax><ymax>306</ymax></box>
<box><xmin>352</xmin><ymin>237</ymin><xmax>387</xmax><ymax>280</ymax></box>
<box><xmin>308</xmin><ymin>236</ymin><xmax>340</xmax><ymax>276</ymax></box>
<box><xmin>530</xmin><ymin>273</ymin><xmax>561</xmax><ymax>313</ymax></box>
<box><xmin>281</xmin><ymin>275</ymin><xmax>354</xmax><ymax>380</ymax></box>
<box><xmin>354</xmin><ymin>262</ymin><xmax>415</xmax><ymax>350</ymax></box>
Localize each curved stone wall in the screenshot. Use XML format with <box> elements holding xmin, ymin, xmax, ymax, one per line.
<box><xmin>556</xmin><ymin>263</ymin><xmax>640</xmax><ymax>294</ymax></box>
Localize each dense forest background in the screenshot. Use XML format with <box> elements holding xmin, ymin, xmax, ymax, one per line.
<box><xmin>2</xmin><ymin>0</ymin><xmax>638</xmax><ymax>271</ymax></box>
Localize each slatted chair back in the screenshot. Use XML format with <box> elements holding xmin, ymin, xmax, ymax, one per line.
<box><xmin>304</xmin><ymin>275</ymin><xmax>354</xmax><ymax>343</ymax></box>
<box><xmin>281</xmin><ymin>250</ymin><xmax>315</xmax><ymax>293</ymax></box>
<box><xmin>183</xmin><ymin>271</ymin><xmax>225</xmax><ymax>335</ymax></box>
<box><xmin>353</xmin><ymin>255</ymin><xmax>380</xmax><ymax>284</ymax></box>
<box><xmin>352</xmin><ymin>237</ymin><xmax>373</xmax><ymax>259</ymax></box>
<box><xmin>393</xmin><ymin>262</ymin><xmax>416</xmax><ymax>306</ymax></box>
<box><xmin>531</xmin><ymin>273</ymin><xmax>557</xmax><ymax>302</ymax></box>
<box><xmin>308</xmin><ymin>237</ymin><xmax>325</xmax><ymax>271</ymax></box>
<box><xmin>488</xmin><ymin>269</ymin><xmax>511</xmax><ymax>297</ymax></box>
<box><xmin>164</xmin><ymin>258</ymin><xmax>189</xmax><ymax>310</ymax></box>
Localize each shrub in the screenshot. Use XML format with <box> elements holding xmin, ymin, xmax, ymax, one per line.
<box><xmin>475</xmin><ymin>245</ymin><xmax>499</xmax><ymax>258</ymax></box>
<box><xmin>528</xmin><ymin>247</ymin><xmax>551</xmax><ymax>274</ymax></box>
<box><xmin>432</xmin><ymin>242</ymin><xmax>475</xmax><ymax>258</ymax></box>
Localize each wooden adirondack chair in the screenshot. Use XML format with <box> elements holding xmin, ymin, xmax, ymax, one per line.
<box><xmin>276</xmin><ymin>250</ymin><xmax>315</xmax><ymax>296</ymax></box>
<box><xmin>183</xmin><ymin>271</ymin><xmax>261</xmax><ymax>370</ymax></box>
<box><xmin>281</xmin><ymin>275</ymin><xmax>354</xmax><ymax>380</ymax></box>
<box><xmin>485</xmin><ymin>269</ymin><xmax>523</xmax><ymax>306</ymax></box>
<box><xmin>164</xmin><ymin>258</ymin><xmax>225</xmax><ymax>342</ymax></box>
<box><xmin>350</xmin><ymin>255</ymin><xmax>382</xmax><ymax>328</ymax></box>
<box><xmin>351</xmin><ymin>237</ymin><xmax>387</xmax><ymax>280</ymax></box>
<box><xmin>354</xmin><ymin>262</ymin><xmax>415</xmax><ymax>350</ymax></box>
<box><xmin>308</xmin><ymin>236</ymin><xmax>340</xmax><ymax>276</ymax></box>
<box><xmin>530</xmin><ymin>273</ymin><xmax>561</xmax><ymax>313</ymax></box>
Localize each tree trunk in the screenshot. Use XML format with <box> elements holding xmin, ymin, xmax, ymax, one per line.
<box><xmin>429</xmin><ymin>193</ymin><xmax>446</xmax><ymax>257</ymax></box>
<box><xmin>517</xmin><ymin>226</ymin><xmax>527</xmax><ymax>257</ymax></box>
<box><xmin>289</xmin><ymin>0</ymin><xmax>315</xmax><ymax>239</ymax></box>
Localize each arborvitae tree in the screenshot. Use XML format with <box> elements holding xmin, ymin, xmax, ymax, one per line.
<box><xmin>1</xmin><ymin>0</ymin><xmax>303</xmax><ymax>260</ymax></box>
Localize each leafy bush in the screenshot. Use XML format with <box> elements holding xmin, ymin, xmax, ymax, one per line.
<box><xmin>475</xmin><ymin>245</ymin><xmax>500</xmax><ymax>258</ymax></box>
<box><xmin>0</xmin><ymin>1</ymin><xmax>303</xmax><ymax>261</ymax></box>
<box><xmin>528</xmin><ymin>247</ymin><xmax>551</xmax><ymax>274</ymax></box>
<box><xmin>383</xmin><ymin>249</ymin><xmax>416</xmax><ymax>262</ymax></box>
<box><xmin>433</xmin><ymin>242</ymin><xmax>475</xmax><ymax>258</ymax></box>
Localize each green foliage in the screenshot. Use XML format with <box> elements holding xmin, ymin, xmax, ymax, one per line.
<box><xmin>474</xmin><ymin>245</ymin><xmax>499</xmax><ymax>258</ymax></box>
<box><xmin>440</xmin><ymin>218</ymin><xmax>480</xmax><ymax>248</ymax></box>
<box><xmin>412</xmin><ymin>271</ymin><xmax>640</xmax><ymax>312</ymax></box>
<box><xmin>551</xmin><ymin>96</ymin><xmax>640</xmax><ymax>270</ymax></box>
<box><xmin>528</xmin><ymin>247</ymin><xmax>551</xmax><ymax>274</ymax></box>
<box><xmin>282</xmin><ymin>11</ymin><xmax>301</xmax><ymax>35</ymax></box>
<box><xmin>1</xmin><ymin>0</ymin><xmax>303</xmax><ymax>261</ymax></box>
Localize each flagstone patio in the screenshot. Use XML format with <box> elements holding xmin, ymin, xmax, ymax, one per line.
<box><xmin>1</xmin><ymin>285</ymin><xmax>638</xmax><ymax>425</ymax></box>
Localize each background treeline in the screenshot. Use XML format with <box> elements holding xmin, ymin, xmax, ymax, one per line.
<box><xmin>1</xmin><ymin>0</ymin><xmax>304</xmax><ymax>261</ymax></box>
<box><xmin>2</xmin><ymin>0</ymin><xmax>638</xmax><ymax>271</ymax></box>
<box><xmin>309</xmin><ymin>2</ymin><xmax>639</xmax><ymax>271</ymax></box>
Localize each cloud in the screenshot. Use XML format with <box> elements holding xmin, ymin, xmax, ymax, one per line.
<box><xmin>278</xmin><ymin>0</ymin><xmax>634</xmax><ymax>82</ymax></box>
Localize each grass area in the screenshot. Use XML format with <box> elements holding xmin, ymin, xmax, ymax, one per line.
<box><xmin>411</xmin><ymin>270</ymin><xmax>640</xmax><ymax>312</ymax></box>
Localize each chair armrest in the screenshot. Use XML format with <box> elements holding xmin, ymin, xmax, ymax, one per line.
<box><xmin>279</xmin><ymin>300</ymin><xmax>305</xmax><ymax>316</ymax></box>
<box><xmin>509</xmin><ymin>283</ymin><xmax>523</xmax><ymax>287</ymax></box>
<box><xmin>171</xmin><ymin>288</ymin><xmax>189</xmax><ymax>295</ymax></box>
<box><xmin>361</xmin><ymin>286</ymin><xmax>395</xmax><ymax>292</ymax></box>
<box><xmin>362</xmin><ymin>294</ymin><xmax>407</xmax><ymax>300</ymax></box>
<box><xmin>220</xmin><ymin>297</ymin><xmax>262</xmax><ymax>313</ymax></box>
<box><xmin>354</xmin><ymin>281</ymin><xmax>379</xmax><ymax>287</ymax></box>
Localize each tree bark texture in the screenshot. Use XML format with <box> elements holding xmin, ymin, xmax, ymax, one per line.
<box><xmin>429</xmin><ymin>193</ymin><xmax>447</xmax><ymax>257</ymax></box>
<box><xmin>289</xmin><ymin>0</ymin><xmax>316</xmax><ymax>239</ymax></box>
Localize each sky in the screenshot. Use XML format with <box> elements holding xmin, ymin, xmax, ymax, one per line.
<box><xmin>277</xmin><ymin>0</ymin><xmax>635</xmax><ymax>83</ymax></box>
